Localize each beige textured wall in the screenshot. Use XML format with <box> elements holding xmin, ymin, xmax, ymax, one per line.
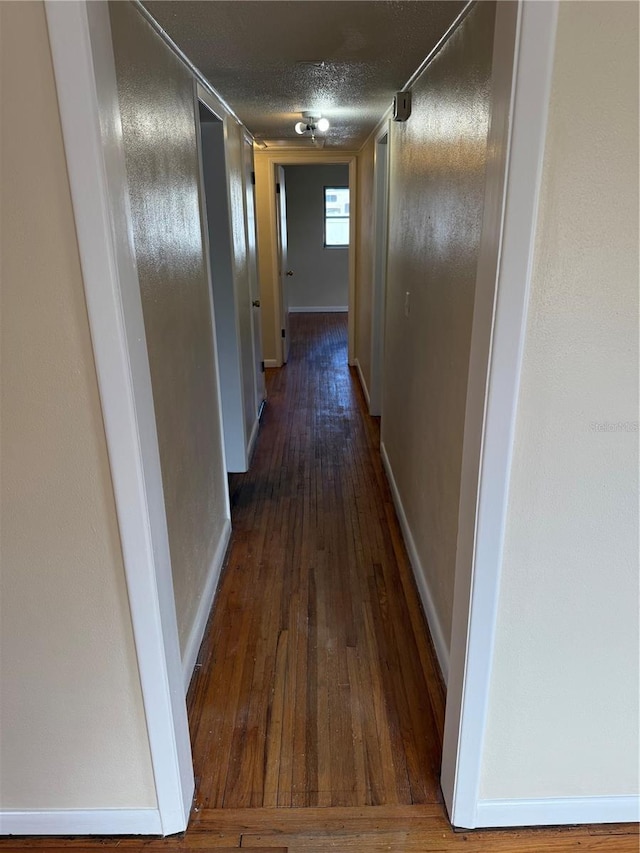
<box><xmin>355</xmin><ymin>138</ymin><xmax>375</xmax><ymax>394</ymax></box>
<box><xmin>481</xmin><ymin>0</ymin><xmax>639</xmax><ymax>799</ymax></box>
<box><xmin>109</xmin><ymin>2</ymin><xmax>229</xmax><ymax>657</ymax></box>
<box><xmin>0</xmin><ymin>1</ymin><xmax>156</xmax><ymax>808</ymax></box>
<box><xmin>381</xmin><ymin>2</ymin><xmax>495</xmax><ymax>651</ymax></box>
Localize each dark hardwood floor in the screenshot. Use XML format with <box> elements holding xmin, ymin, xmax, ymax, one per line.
<box><xmin>3</xmin><ymin>314</ymin><xmax>636</xmax><ymax>850</ymax></box>
<box><xmin>187</xmin><ymin>312</ymin><xmax>445</xmax><ymax>810</ymax></box>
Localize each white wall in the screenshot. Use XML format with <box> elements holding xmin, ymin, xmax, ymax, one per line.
<box><xmin>0</xmin><ymin>0</ymin><xmax>155</xmax><ymax>809</ymax></box>
<box><xmin>381</xmin><ymin>1</ymin><xmax>496</xmax><ymax>674</ymax></box>
<box><xmin>109</xmin><ymin>1</ymin><xmax>230</xmax><ymax>661</ymax></box>
<box><xmin>284</xmin><ymin>165</ymin><xmax>349</xmax><ymax>311</ymax></box>
<box><xmin>480</xmin><ymin>0</ymin><xmax>639</xmax><ymax>801</ymax></box>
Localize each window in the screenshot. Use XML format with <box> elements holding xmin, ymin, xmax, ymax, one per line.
<box><xmin>324</xmin><ymin>186</ymin><xmax>350</xmax><ymax>247</ymax></box>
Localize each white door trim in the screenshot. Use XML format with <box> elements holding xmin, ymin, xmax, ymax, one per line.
<box><xmin>441</xmin><ymin>0</ymin><xmax>559</xmax><ymax>829</ymax></box>
<box><xmin>242</xmin><ymin>137</ymin><xmax>267</xmax><ymax>414</ymax></box>
<box><xmin>255</xmin><ymin>151</ymin><xmax>358</xmax><ymax>366</ymax></box>
<box><xmin>0</xmin><ymin>809</ymin><xmax>162</xmax><ymax>837</ymax></box>
<box><xmin>475</xmin><ymin>796</ymin><xmax>640</xmax><ymax>828</ymax></box>
<box><xmin>44</xmin><ymin>0</ymin><xmax>193</xmax><ymax>835</ymax></box>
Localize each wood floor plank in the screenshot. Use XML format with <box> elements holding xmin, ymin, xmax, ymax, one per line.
<box><xmin>193</xmin><ymin>804</ymin><xmax>442</xmax><ymax>830</ymax></box>
<box><xmin>361</xmin><ymin>600</ymin><xmax>406</xmax><ymax>805</ymax></box>
<box><xmin>263</xmin><ymin>629</ymin><xmax>289</xmax><ymax>807</ymax></box>
<box><xmin>313</xmin><ymin>554</ymin><xmax>332</xmax><ymax>808</ymax></box>
<box><xmin>241</xmin><ymin>832</ymin><xmax>637</xmax><ymax>852</ymax></box>
<box><xmin>346</xmin><ymin>646</ymin><xmax>369</xmax><ymax>806</ymax></box>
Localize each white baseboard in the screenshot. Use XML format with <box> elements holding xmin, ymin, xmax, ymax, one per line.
<box><xmin>0</xmin><ymin>808</ymin><xmax>161</xmax><ymax>836</ymax></box>
<box><xmin>354</xmin><ymin>358</ymin><xmax>371</xmax><ymax>409</ymax></box>
<box><xmin>182</xmin><ymin>518</ymin><xmax>232</xmax><ymax>693</ymax></box>
<box><xmin>474</xmin><ymin>795</ymin><xmax>640</xmax><ymax>828</ymax></box>
<box><xmin>380</xmin><ymin>441</ymin><xmax>450</xmax><ymax>684</ymax></box>
<box><xmin>247</xmin><ymin>414</ymin><xmax>260</xmax><ymax>463</ymax></box>
<box><xmin>263</xmin><ymin>358</ymin><xmax>280</xmax><ymax>368</ymax></box>
<box><xmin>288</xmin><ymin>306</ymin><xmax>348</xmax><ymax>313</ymax></box>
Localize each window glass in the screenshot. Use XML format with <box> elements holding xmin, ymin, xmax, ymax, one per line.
<box><xmin>324</xmin><ymin>187</ymin><xmax>349</xmax><ymax>247</ymax></box>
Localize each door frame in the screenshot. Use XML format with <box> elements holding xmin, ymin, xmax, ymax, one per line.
<box><xmin>242</xmin><ymin>132</ymin><xmax>267</xmax><ymax>412</ymax></box>
<box><xmin>192</xmin><ymin>89</ymin><xmax>233</xmax><ymax>487</ymax></box>
<box><xmin>368</xmin><ymin>122</ymin><xmax>391</xmax><ymax>416</ymax></box>
<box><xmin>43</xmin><ymin>0</ymin><xmax>562</xmax><ymax>837</ymax></box>
<box><xmin>255</xmin><ymin>150</ymin><xmax>358</xmax><ymax>366</ymax></box>
<box><xmin>195</xmin><ymin>87</ymin><xmax>253</xmax><ymax>472</ymax></box>
<box><xmin>44</xmin><ymin>0</ymin><xmax>196</xmax><ymax>835</ymax></box>
<box><xmin>441</xmin><ymin>0</ymin><xmax>560</xmax><ymax>829</ymax></box>
<box><xmin>275</xmin><ymin>164</ymin><xmax>291</xmax><ymax>363</ymax></box>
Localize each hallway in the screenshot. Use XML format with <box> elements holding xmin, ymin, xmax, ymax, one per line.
<box><xmin>187</xmin><ymin>312</ymin><xmax>445</xmax><ymax>810</ymax></box>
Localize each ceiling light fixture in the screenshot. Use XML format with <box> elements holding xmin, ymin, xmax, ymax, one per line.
<box><xmin>294</xmin><ymin>112</ymin><xmax>330</xmax><ymax>140</ymax></box>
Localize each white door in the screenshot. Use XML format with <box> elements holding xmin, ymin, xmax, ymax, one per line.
<box><xmin>243</xmin><ymin>139</ymin><xmax>266</xmax><ymax>409</ymax></box>
<box><xmin>275</xmin><ymin>165</ymin><xmax>291</xmax><ymax>363</ymax></box>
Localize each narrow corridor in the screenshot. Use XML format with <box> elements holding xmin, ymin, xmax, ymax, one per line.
<box><xmin>187</xmin><ymin>313</ymin><xmax>446</xmax><ymax>810</ymax></box>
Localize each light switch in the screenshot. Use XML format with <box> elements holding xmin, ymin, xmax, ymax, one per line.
<box><xmin>404</xmin><ymin>291</ymin><xmax>411</xmax><ymax>318</ymax></box>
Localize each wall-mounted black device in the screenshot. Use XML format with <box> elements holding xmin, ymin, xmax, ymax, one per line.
<box><xmin>393</xmin><ymin>91</ymin><xmax>412</xmax><ymax>122</ymax></box>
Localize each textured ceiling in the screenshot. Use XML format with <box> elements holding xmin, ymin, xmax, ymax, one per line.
<box><xmin>142</xmin><ymin>1</ymin><xmax>465</xmax><ymax>149</ymax></box>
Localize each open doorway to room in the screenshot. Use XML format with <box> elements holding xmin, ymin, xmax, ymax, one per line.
<box><xmin>369</xmin><ymin>129</ymin><xmax>389</xmax><ymax>416</ymax></box>
<box><xmin>283</xmin><ymin>165</ymin><xmax>350</xmax><ymax>319</ymax></box>
<box><xmin>255</xmin><ymin>152</ymin><xmax>358</xmax><ymax>368</ymax></box>
<box><xmin>195</xmin><ymin>97</ymin><xmax>264</xmax><ymax>474</ymax></box>
<box><xmin>274</xmin><ymin>163</ymin><xmax>352</xmax><ymax>365</ymax></box>
<box><xmin>197</xmin><ymin>102</ymin><xmax>244</xmax><ymax>474</ymax></box>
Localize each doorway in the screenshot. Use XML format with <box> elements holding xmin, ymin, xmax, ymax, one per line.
<box><xmin>274</xmin><ymin>163</ymin><xmax>352</xmax><ymax>366</ymax></box>
<box><xmin>45</xmin><ymin>0</ymin><xmax>560</xmax><ymax>836</ymax></box>
<box><xmin>196</xmin><ymin>98</ymin><xmax>265</xmax><ymax>473</ymax></box>
<box><xmin>242</xmin><ymin>136</ymin><xmax>267</xmax><ymax>413</ymax></box>
<box><xmin>369</xmin><ymin>128</ymin><xmax>389</xmax><ymax>416</ymax></box>
<box><xmin>254</xmin><ymin>152</ymin><xmax>358</xmax><ymax>368</ymax></box>
<box><xmin>283</xmin><ymin>165</ymin><xmax>350</xmax><ymax>317</ymax></box>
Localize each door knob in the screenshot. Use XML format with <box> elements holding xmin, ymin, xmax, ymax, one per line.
<box><xmin>252</xmin><ymin>299</ymin><xmax>261</xmax><ymax>308</ymax></box>
<box><xmin>286</xmin><ymin>270</ymin><xmax>294</xmax><ymax>276</ymax></box>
